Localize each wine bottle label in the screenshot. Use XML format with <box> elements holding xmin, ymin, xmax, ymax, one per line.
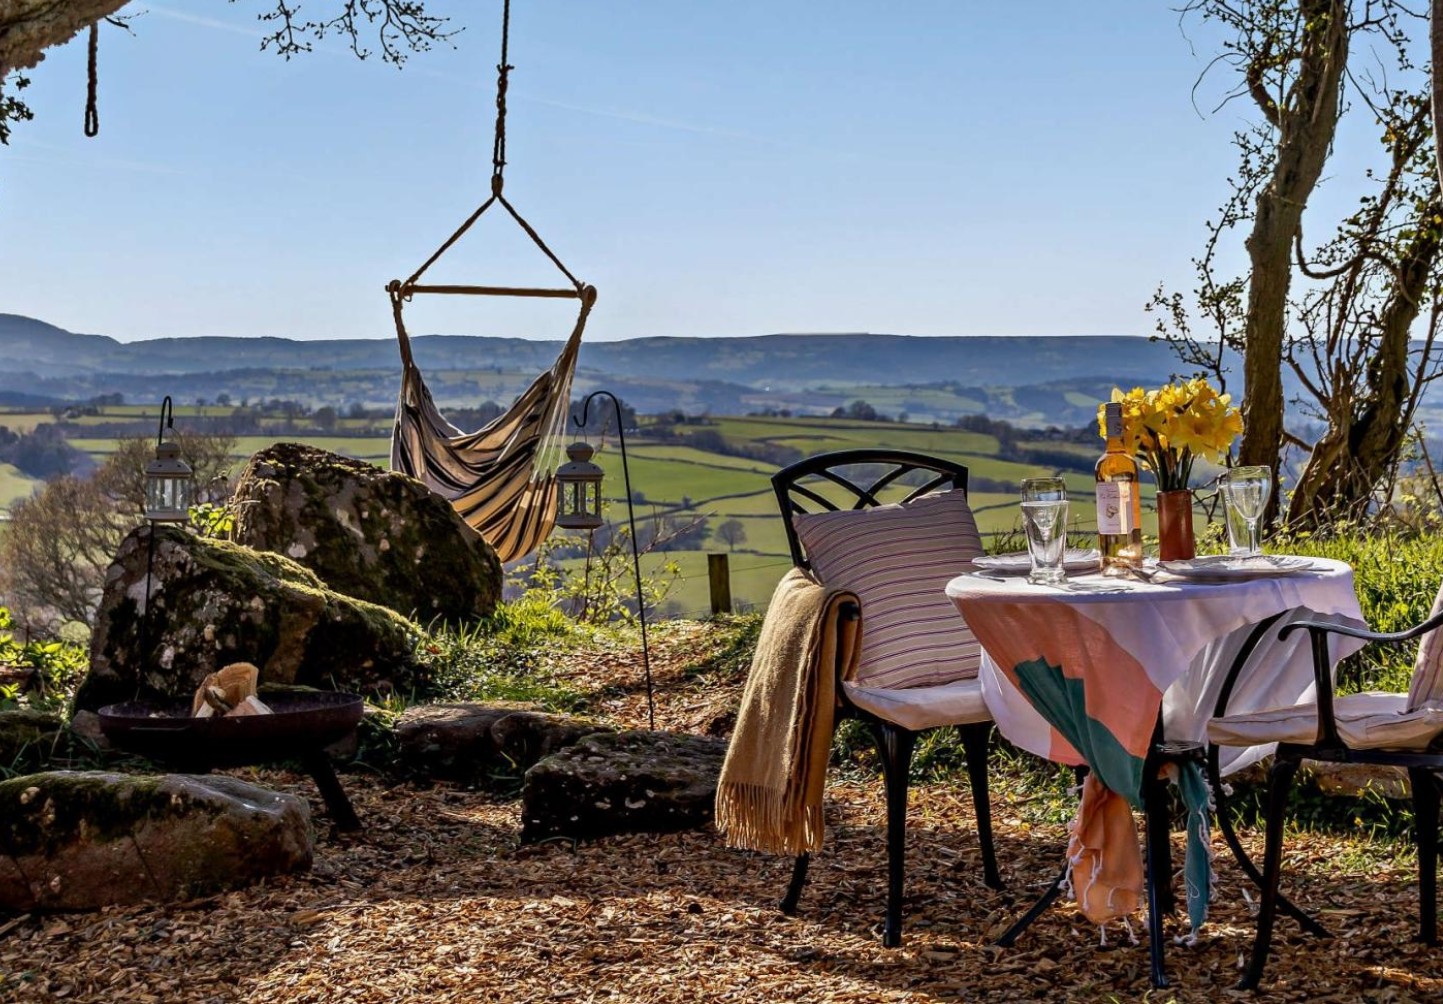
<box><xmin>1096</xmin><ymin>482</ymin><xmax>1136</xmax><ymax>534</ymax></box>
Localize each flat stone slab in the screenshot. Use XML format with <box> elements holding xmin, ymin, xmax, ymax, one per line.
<box><xmin>396</xmin><ymin>702</ymin><xmax>610</xmax><ymax>785</ymax></box>
<box><xmin>520</xmin><ymin>730</ymin><xmax>728</xmax><ymax>844</ymax></box>
<box><xmin>0</xmin><ymin>771</ymin><xmax>313</xmax><ymax>911</ymax></box>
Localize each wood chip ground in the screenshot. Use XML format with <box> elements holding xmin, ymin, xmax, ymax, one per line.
<box><xmin>2</xmin><ymin>622</ymin><xmax>1440</xmax><ymax>1002</ymax></box>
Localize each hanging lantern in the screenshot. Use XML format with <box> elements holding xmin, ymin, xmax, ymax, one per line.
<box><xmin>144</xmin><ymin>398</ymin><xmax>194</xmax><ymax>523</ymax></box>
<box><xmin>554</xmin><ymin>441</ymin><xmax>604</xmax><ymax>530</ymax></box>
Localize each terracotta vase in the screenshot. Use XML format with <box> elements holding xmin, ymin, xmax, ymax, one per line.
<box><xmin>1155</xmin><ymin>489</ymin><xmax>1196</xmax><ymax>561</ymax></box>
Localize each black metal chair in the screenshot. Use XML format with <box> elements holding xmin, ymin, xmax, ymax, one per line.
<box><xmin>771</xmin><ymin>449</ymin><xmax>1003</xmax><ymax>947</ymax></box>
<box><xmin>1208</xmin><ymin>593</ymin><xmax>1443</xmax><ymax>989</ymax></box>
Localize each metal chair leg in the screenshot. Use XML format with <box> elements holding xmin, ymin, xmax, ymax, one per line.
<box><xmin>780</xmin><ymin>853</ymin><xmax>810</xmax><ymax>916</ymax></box>
<box><xmin>1410</xmin><ymin>767</ymin><xmax>1440</xmax><ymax>945</ymax></box>
<box><xmin>1207</xmin><ymin>745</ymin><xmax>1329</xmax><ymax>938</ymax></box>
<box><xmin>996</xmin><ymin>857</ymin><xmax>1069</xmax><ymax>947</ymax></box>
<box><xmin>960</xmin><ymin>722</ymin><xmax>1003</xmax><ymax>890</ymax></box>
<box><xmin>1239</xmin><ymin>757</ymin><xmax>1299</xmax><ymax>991</ymax></box>
<box><xmin>871</xmin><ymin>720</ymin><xmax>916</xmax><ymax>948</ymax></box>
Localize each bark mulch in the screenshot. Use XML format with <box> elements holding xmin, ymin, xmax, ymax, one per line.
<box><xmin>2</xmin><ymin>623</ymin><xmax>1440</xmax><ymax>1002</ymax></box>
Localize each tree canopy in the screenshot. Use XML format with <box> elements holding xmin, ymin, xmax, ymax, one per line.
<box><xmin>0</xmin><ymin>0</ymin><xmax>455</xmax><ymax>142</ymax></box>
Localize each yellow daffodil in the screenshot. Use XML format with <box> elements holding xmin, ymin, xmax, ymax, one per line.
<box><xmin>1098</xmin><ymin>379</ymin><xmax>1243</xmax><ymax>491</ymax></box>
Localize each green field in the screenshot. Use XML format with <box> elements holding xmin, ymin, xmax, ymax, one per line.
<box><xmin>1</xmin><ymin>406</ymin><xmax>1191</xmax><ymax>616</ymax></box>
<box><xmin>0</xmin><ymin>463</ymin><xmax>41</xmax><ymax>511</ymax></box>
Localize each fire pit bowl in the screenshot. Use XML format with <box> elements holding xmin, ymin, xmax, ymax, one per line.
<box><xmin>98</xmin><ymin>692</ymin><xmax>366</xmax><ymax>830</ymax></box>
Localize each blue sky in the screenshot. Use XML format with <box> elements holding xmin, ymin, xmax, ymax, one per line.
<box><xmin>0</xmin><ymin>1</ymin><xmax>1406</xmax><ymax>343</ymax></box>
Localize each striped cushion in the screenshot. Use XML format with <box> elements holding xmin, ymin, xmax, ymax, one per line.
<box><xmin>1408</xmin><ymin>582</ymin><xmax>1443</xmax><ymax>710</ymax></box>
<box><xmin>795</xmin><ymin>490</ymin><xmax>984</xmax><ymax>690</ymax></box>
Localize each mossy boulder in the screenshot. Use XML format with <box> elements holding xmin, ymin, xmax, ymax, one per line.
<box><xmin>75</xmin><ymin>524</ymin><xmax>424</xmax><ymax>712</ymax></box>
<box><xmin>520</xmin><ymin>730</ymin><xmax>728</xmax><ymax>844</ymax></box>
<box><xmin>0</xmin><ymin>771</ymin><xmax>312</xmax><ymax>911</ymax></box>
<box><xmin>231</xmin><ymin>443</ymin><xmax>501</xmax><ymax>623</ymax></box>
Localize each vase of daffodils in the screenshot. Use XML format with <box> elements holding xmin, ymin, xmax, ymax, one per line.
<box><xmin>1101</xmin><ymin>379</ymin><xmax>1243</xmax><ymax>561</ymax></box>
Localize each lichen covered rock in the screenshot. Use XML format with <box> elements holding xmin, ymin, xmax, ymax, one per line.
<box><xmin>396</xmin><ymin>701</ymin><xmax>611</xmax><ymax>786</ymax></box>
<box><xmin>75</xmin><ymin>524</ymin><xmax>423</xmax><ymax>712</ymax></box>
<box><xmin>0</xmin><ymin>770</ymin><xmax>312</xmax><ymax>911</ymax></box>
<box><xmin>231</xmin><ymin>443</ymin><xmax>501</xmax><ymax>623</ymax></box>
<box><xmin>520</xmin><ymin>730</ymin><xmax>727</xmax><ymax>844</ymax></box>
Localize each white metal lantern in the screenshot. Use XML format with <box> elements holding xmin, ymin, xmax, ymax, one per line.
<box><xmin>554</xmin><ymin>441</ymin><xmax>604</xmax><ymax>530</ymax></box>
<box><xmin>144</xmin><ymin>398</ymin><xmax>194</xmax><ymax>523</ymax></box>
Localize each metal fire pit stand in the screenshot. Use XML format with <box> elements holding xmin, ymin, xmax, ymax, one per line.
<box><xmin>97</xmin><ymin>692</ymin><xmax>365</xmax><ymax>832</ymax></box>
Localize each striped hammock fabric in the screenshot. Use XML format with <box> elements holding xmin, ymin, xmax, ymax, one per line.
<box><xmin>390</xmin><ymin>318</ymin><xmax>584</xmax><ymax>564</ymax></box>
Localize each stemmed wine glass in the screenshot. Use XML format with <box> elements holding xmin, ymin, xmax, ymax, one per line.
<box><xmin>1220</xmin><ymin>466</ymin><xmax>1271</xmax><ymax>559</ymax></box>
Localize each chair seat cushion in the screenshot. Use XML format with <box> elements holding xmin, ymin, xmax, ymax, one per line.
<box><xmin>1208</xmin><ymin>692</ymin><xmax>1443</xmax><ymax>751</ymax></box>
<box><xmin>843</xmin><ymin>676</ymin><xmax>991</xmax><ymax>732</ymax></box>
<box><xmin>793</xmin><ymin>490</ymin><xmax>984</xmax><ymax>691</ymax></box>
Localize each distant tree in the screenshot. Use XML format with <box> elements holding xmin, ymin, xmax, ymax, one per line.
<box><xmin>716</xmin><ymin>519</ymin><xmax>747</xmax><ymax>551</ymax></box>
<box><xmin>313</xmin><ymin>405</ymin><xmax>339</xmax><ymax>432</ymax></box>
<box><xmin>216</xmin><ymin>393</ymin><xmax>232</xmax><ymax>407</ymax></box>
<box><xmin>0</xmin><ymin>423</ymin><xmax>84</xmax><ymax>479</ymax></box>
<box><xmin>1</xmin><ymin>430</ymin><xmax>237</xmax><ymax>629</ymax></box>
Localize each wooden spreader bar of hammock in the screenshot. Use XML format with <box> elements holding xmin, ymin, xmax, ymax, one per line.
<box><xmin>394</xmin><ymin>282</ymin><xmax>587</xmax><ymax>300</ymax></box>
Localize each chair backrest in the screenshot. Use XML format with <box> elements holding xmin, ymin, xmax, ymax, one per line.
<box><xmin>1408</xmin><ymin>581</ymin><xmax>1443</xmax><ymax>709</ymax></box>
<box><xmin>771</xmin><ymin>450</ymin><xmax>984</xmax><ymax>690</ymax></box>
<box><xmin>773</xmin><ymin>450</ymin><xmax>970</xmax><ymax>569</ymax></box>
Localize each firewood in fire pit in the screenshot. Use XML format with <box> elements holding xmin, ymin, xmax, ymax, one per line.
<box><xmin>192</xmin><ymin>662</ymin><xmax>272</xmax><ymax>718</ymax></box>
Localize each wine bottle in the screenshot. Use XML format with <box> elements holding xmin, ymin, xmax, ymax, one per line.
<box><xmin>1096</xmin><ymin>401</ymin><xmax>1143</xmax><ymax>575</ymax></box>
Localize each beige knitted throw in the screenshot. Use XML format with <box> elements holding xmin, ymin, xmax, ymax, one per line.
<box><xmin>715</xmin><ymin>568</ymin><xmax>861</xmax><ymax>855</ymax></box>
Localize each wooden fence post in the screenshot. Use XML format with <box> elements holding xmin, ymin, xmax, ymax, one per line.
<box><xmin>708</xmin><ymin>553</ymin><xmax>732</xmax><ymax>616</ymax></box>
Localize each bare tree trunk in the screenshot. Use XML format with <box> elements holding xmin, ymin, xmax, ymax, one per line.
<box><xmin>0</xmin><ymin>0</ymin><xmax>132</xmax><ymax>77</ymax></box>
<box><xmin>1434</xmin><ymin>0</ymin><xmax>1443</xmax><ymax>187</ymax></box>
<box><xmin>1287</xmin><ymin>185</ymin><xmax>1443</xmax><ymax>525</ymax></box>
<box><xmin>1239</xmin><ymin>0</ymin><xmax>1349</xmax><ymax>513</ymax></box>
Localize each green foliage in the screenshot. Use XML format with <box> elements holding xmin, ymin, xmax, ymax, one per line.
<box><xmin>1271</xmin><ymin>524</ymin><xmax>1443</xmax><ymax>693</ymax></box>
<box><xmin>0</xmin><ymin>72</ymin><xmax>33</xmax><ymax>146</ymax></box>
<box><xmin>418</xmin><ymin>598</ymin><xmax>589</xmax><ymax>711</ymax></box>
<box><xmin>514</xmin><ymin>510</ymin><xmax>682</xmax><ymax>626</ymax></box>
<box><xmin>188</xmin><ymin>501</ymin><xmax>235</xmax><ymax>540</ymax></box>
<box><xmin>0</xmin><ymin>606</ymin><xmax>89</xmax><ymax>709</ymax></box>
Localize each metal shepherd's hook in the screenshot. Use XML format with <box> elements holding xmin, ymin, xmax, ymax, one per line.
<box><xmin>575</xmin><ymin>390</ymin><xmax>655</xmax><ymax>729</ymax></box>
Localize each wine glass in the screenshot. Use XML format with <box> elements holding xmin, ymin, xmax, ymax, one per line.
<box><xmin>1020</xmin><ymin>477</ymin><xmax>1068</xmax><ymax>584</ymax></box>
<box><xmin>1220</xmin><ymin>466</ymin><xmax>1270</xmax><ymax>559</ymax></box>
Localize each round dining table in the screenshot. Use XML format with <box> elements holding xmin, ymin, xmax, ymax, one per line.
<box><xmin>944</xmin><ymin>555</ymin><xmax>1367</xmax><ymax>987</ymax></box>
<box><xmin>946</xmin><ymin>556</ymin><xmax>1366</xmax><ymax>783</ymax></box>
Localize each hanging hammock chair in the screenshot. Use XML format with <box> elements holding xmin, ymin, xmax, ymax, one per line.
<box><xmin>388</xmin><ymin>0</ymin><xmax>596</xmax><ymax>563</ymax></box>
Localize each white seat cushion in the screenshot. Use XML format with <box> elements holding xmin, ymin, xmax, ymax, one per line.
<box><xmin>794</xmin><ymin>490</ymin><xmax>984</xmax><ymax>691</ymax></box>
<box><xmin>1408</xmin><ymin>583</ymin><xmax>1443</xmax><ymax>709</ymax></box>
<box><xmin>1208</xmin><ymin>692</ymin><xmax>1443</xmax><ymax>751</ymax></box>
<box><xmin>843</xmin><ymin>676</ymin><xmax>990</xmax><ymax>732</ymax></box>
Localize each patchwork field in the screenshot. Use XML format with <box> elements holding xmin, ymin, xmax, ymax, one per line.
<box><xmin>0</xmin><ymin>406</ymin><xmax>1180</xmax><ymax>617</ymax></box>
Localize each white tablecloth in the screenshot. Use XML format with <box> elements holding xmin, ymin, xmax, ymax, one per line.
<box><xmin>946</xmin><ymin>558</ymin><xmax>1366</xmax><ymax>777</ymax></box>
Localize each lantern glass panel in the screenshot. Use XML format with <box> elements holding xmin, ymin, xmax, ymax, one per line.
<box><xmin>145</xmin><ymin>473</ymin><xmax>193</xmax><ymax>522</ymax></box>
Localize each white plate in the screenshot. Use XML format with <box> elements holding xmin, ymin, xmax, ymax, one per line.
<box><xmin>972</xmin><ymin>549</ymin><xmax>1102</xmax><ymax>574</ymax></box>
<box><xmin>1157</xmin><ymin>555</ymin><xmax>1315</xmax><ymax>580</ymax></box>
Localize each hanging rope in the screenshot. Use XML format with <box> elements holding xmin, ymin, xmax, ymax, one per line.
<box><xmin>491</xmin><ymin>0</ymin><xmax>512</xmax><ymax>194</ymax></box>
<box><xmin>386</xmin><ymin>0</ymin><xmax>597</xmax><ymax>564</ymax></box>
<box><xmin>84</xmin><ymin>23</ymin><xmax>100</xmax><ymax>137</ymax></box>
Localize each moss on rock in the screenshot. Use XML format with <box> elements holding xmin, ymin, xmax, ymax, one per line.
<box><xmin>231</xmin><ymin>443</ymin><xmax>502</xmax><ymax>623</ymax></box>
<box><xmin>75</xmin><ymin>525</ymin><xmax>424</xmax><ymax>712</ymax></box>
<box><xmin>0</xmin><ymin>770</ymin><xmax>312</xmax><ymax>910</ymax></box>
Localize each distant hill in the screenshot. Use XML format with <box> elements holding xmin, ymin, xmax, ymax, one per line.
<box><xmin>0</xmin><ymin>313</ymin><xmax>1228</xmax><ymax>426</ymax></box>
